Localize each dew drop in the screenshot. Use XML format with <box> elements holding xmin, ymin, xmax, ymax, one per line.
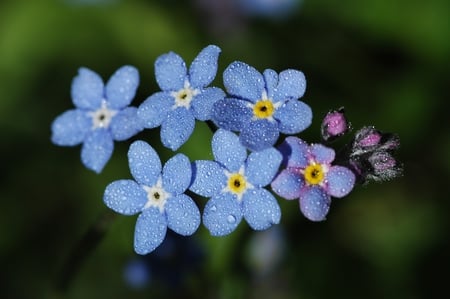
<box><xmin>210</xmin><ymin>205</ymin><xmax>217</xmax><ymax>212</ymax></box>
<box><xmin>227</xmin><ymin>215</ymin><xmax>236</xmax><ymax>223</ymax></box>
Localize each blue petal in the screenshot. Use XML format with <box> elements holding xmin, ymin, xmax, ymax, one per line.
<box><xmin>202</xmin><ymin>193</ymin><xmax>243</xmax><ymax>236</ymax></box>
<box><xmin>278</xmin><ymin>136</ymin><xmax>309</xmax><ymax>168</ymax></box>
<box><xmin>51</xmin><ymin>109</ymin><xmax>91</xmax><ymax>146</ymax></box>
<box><xmin>162</xmin><ymin>153</ymin><xmax>191</xmax><ymax>194</ymax></box>
<box><xmin>263</xmin><ymin>69</ymin><xmax>278</xmax><ymax>99</ymax></box>
<box><xmin>311</xmin><ymin>143</ymin><xmax>335</xmax><ymax>164</ymax></box>
<box><xmin>134</xmin><ymin>207</ymin><xmax>167</xmax><ymax>255</ymax></box>
<box><xmin>325</xmin><ymin>166</ymin><xmax>355</xmax><ymax>198</ymax></box>
<box><xmin>275</xmin><ymin>100</ymin><xmax>312</xmax><ymax>134</ymax></box>
<box><xmin>223</xmin><ymin>61</ymin><xmax>264</xmax><ymax>101</ymax></box>
<box><xmin>103</xmin><ymin>179</ymin><xmax>147</xmax><ymax>215</ymax></box>
<box><xmin>160</xmin><ymin>108</ymin><xmax>195</xmax><ymax>151</ymax></box>
<box><xmin>105</xmin><ymin>65</ymin><xmax>139</xmax><ymax>109</ymax></box>
<box><xmin>189</xmin><ymin>45</ymin><xmax>221</xmax><ymax>88</ymax></box>
<box><xmin>240</xmin><ymin>120</ymin><xmax>279</xmax><ymax>152</ymax></box>
<box><xmin>242</xmin><ymin>188</ymin><xmax>281</xmax><ymax>230</ymax></box>
<box><xmin>271</xmin><ymin>169</ymin><xmax>304</xmax><ymax>200</ymax></box>
<box><xmin>81</xmin><ymin>129</ymin><xmax>113</xmax><ymax>173</ymax></box>
<box><xmin>165</xmin><ymin>194</ymin><xmax>200</xmax><ymax>236</ymax></box>
<box><xmin>246</xmin><ymin>147</ymin><xmax>282</xmax><ymax>187</ymax></box>
<box><xmin>189</xmin><ymin>160</ymin><xmax>227</xmax><ymax>197</ymax></box>
<box><xmin>128</xmin><ymin>140</ymin><xmax>161</xmax><ymax>186</ymax></box>
<box><xmin>110</xmin><ymin>107</ymin><xmax>143</xmax><ymax>141</ymax></box>
<box><xmin>272</xmin><ymin>69</ymin><xmax>306</xmax><ymax>102</ymax></box>
<box><xmin>191</xmin><ymin>87</ymin><xmax>225</xmax><ymax>121</ymax></box>
<box><xmin>155</xmin><ymin>52</ymin><xmax>187</xmax><ymax>91</ymax></box>
<box><xmin>211</xmin><ymin>98</ymin><xmax>252</xmax><ymax>131</ymax></box>
<box><xmin>212</xmin><ymin>129</ymin><xmax>247</xmax><ymax>172</ymax></box>
<box><xmin>299</xmin><ymin>186</ymin><xmax>331</xmax><ymax>222</ymax></box>
<box><xmin>71</xmin><ymin>67</ymin><xmax>104</xmax><ymax>110</ymax></box>
<box><xmin>137</xmin><ymin>92</ymin><xmax>173</xmax><ymax>129</ymax></box>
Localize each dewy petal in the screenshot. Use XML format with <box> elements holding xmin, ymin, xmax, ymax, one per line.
<box><xmin>272</xmin><ymin>69</ymin><xmax>306</xmax><ymax>102</ymax></box>
<box><xmin>242</xmin><ymin>188</ymin><xmax>281</xmax><ymax>231</ymax></box>
<box><xmin>110</xmin><ymin>107</ymin><xmax>143</xmax><ymax>141</ymax></box>
<box><xmin>263</xmin><ymin>69</ymin><xmax>278</xmax><ymax>99</ymax></box>
<box><xmin>128</xmin><ymin>140</ymin><xmax>161</xmax><ymax>186</ymax></box>
<box><xmin>137</xmin><ymin>92</ymin><xmax>173</xmax><ymax>129</ymax></box>
<box><xmin>212</xmin><ymin>129</ymin><xmax>247</xmax><ymax>172</ymax></box>
<box><xmin>71</xmin><ymin>67</ymin><xmax>104</xmax><ymax>110</ymax></box>
<box><xmin>325</xmin><ymin>166</ymin><xmax>355</xmax><ymax>198</ymax></box>
<box><xmin>271</xmin><ymin>169</ymin><xmax>304</xmax><ymax>200</ymax></box>
<box><xmin>154</xmin><ymin>52</ymin><xmax>187</xmax><ymax>91</ymax></box>
<box><xmin>223</xmin><ymin>61</ymin><xmax>264</xmax><ymax>101</ymax></box>
<box><xmin>278</xmin><ymin>136</ymin><xmax>309</xmax><ymax>168</ymax></box>
<box><xmin>240</xmin><ymin>120</ymin><xmax>279</xmax><ymax>152</ymax></box>
<box><xmin>160</xmin><ymin>108</ymin><xmax>195</xmax><ymax>151</ymax></box>
<box><xmin>105</xmin><ymin>65</ymin><xmax>139</xmax><ymax>109</ymax></box>
<box><xmin>51</xmin><ymin>109</ymin><xmax>91</xmax><ymax>146</ymax></box>
<box><xmin>189</xmin><ymin>160</ymin><xmax>227</xmax><ymax>197</ymax></box>
<box><xmin>103</xmin><ymin>179</ymin><xmax>147</xmax><ymax>215</ymax></box>
<box><xmin>246</xmin><ymin>147</ymin><xmax>282</xmax><ymax>187</ymax></box>
<box><xmin>188</xmin><ymin>45</ymin><xmax>221</xmax><ymax>88</ymax></box>
<box><xmin>299</xmin><ymin>186</ymin><xmax>331</xmax><ymax>222</ymax></box>
<box><xmin>165</xmin><ymin>194</ymin><xmax>200</xmax><ymax>236</ymax></box>
<box><xmin>191</xmin><ymin>87</ymin><xmax>225</xmax><ymax>121</ymax></box>
<box><xmin>162</xmin><ymin>153</ymin><xmax>191</xmax><ymax>194</ymax></box>
<box><xmin>202</xmin><ymin>193</ymin><xmax>243</xmax><ymax>237</ymax></box>
<box><xmin>211</xmin><ymin>98</ymin><xmax>252</xmax><ymax>131</ymax></box>
<box><xmin>275</xmin><ymin>100</ymin><xmax>312</xmax><ymax>134</ymax></box>
<box><xmin>81</xmin><ymin>129</ymin><xmax>113</xmax><ymax>173</ymax></box>
<box><xmin>134</xmin><ymin>207</ymin><xmax>167</xmax><ymax>255</ymax></box>
<box><xmin>310</xmin><ymin>143</ymin><xmax>335</xmax><ymax>164</ymax></box>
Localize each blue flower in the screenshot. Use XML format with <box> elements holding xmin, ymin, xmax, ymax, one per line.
<box><xmin>137</xmin><ymin>45</ymin><xmax>225</xmax><ymax>151</ymax></box>
<box><xmin>271</xmin><ymin>137</ymin><xmax>356</xmax><ymax>221</ymax></box>
<box><xmin>189</xmin><ymin>129</ymin><xmax>282</xmax><ymax>236</ymax></box>
<box><xmin>103</xmin><ymin>140</ymin><xmax>200</xmax><ymax>255</ymax></box>
<box><xmin>212</xmin><ymin>61</ymin><xmax>312</xmax><ymax>151</ymax></box>
<box><xmin>51</xmin><ymin>66</ymin><xmax>142</xmax><ymax>173</ymax></box>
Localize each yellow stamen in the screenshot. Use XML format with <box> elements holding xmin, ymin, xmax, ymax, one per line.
<box><xmin>253</xmin><ymin>100</ymin><xmax>274</xmax><ymax>119</ymax></box>
<box><xmin>304</xmin><ymin>164</ymin><xmax>324</xmax><ymax>185</ymax></box>
<box><xmin>227</xmin><ymin>173</ymin><xmax>247</xmax><ymax>194</ymax></box>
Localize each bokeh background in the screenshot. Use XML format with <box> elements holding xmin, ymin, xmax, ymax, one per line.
<box><xmin>1</xmin><ymin>0</ymin><xmax>449</xmax><ymax>298</ymax></box>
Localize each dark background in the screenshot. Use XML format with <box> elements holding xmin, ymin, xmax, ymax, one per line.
<box><xmin>1</xmin><ymin>0</ymin><xmax>449</xmax><ymax>298</ymax></box>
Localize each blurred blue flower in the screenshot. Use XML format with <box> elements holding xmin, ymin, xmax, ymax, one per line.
<box><xmin>271</xmin><ymin>137</ymin><xmax>355</xmax><ymax>221</ymax></box>
<box><xmin>235</xmin><ymin>0</ymin><xmax>301</xmax><ymax>19</ymax></box>
<box><xmin>137</xmin><ymin>45</ymin><xmax>225</xmax><ymax>151</ymax></box>
<box><xmin>212</xmin><ymin>61</ymin><xmax>312</xmax><ymax>151</ymax></box>
<box><xmin>103</xmin><ymin>140</ymin><xmax>200</xmax><ymax>255</ymax></box>
<box><xmin>190</xmin><ymin>129</ymin><xmax>282</xmax><ymax>236</ymax></box>
<box><xmin>123</xmin><ymin>258</ymin><xmax>152</xmax><ymax>289</ymax></box>
<box><xmin>51</xmin><ymin>66</ymin><xmax>142</xmax><ymax>173</ymax></box>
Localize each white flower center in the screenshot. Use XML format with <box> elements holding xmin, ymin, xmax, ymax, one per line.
<box><xmin>222</xmin><ymin>166</ymin><xmax>254</xmax><ymax>201</ymax></box>
<box><xmin>142</xmin><ymin>178</ymin><xmax>171</xmax><ymax>212</ymax></box>
<box><xmin>88</xmin><ymin>101</ymin><xmax>117</xmax><ymax>129</ymax></box>
<box><xmin>170</xmin><ymin>80</ymin><xmax>200</xmax><ymax>109</ymax></box>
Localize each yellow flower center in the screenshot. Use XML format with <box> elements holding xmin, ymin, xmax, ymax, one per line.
<box><xmin>227</xmin><ymin>173</ymin><xmax>247</xmax><ymax>194</ymax></box>
<box><xmin>253</xmin><ymin>100</ymin><xmax>275</xmax><ymax>119</ymax></box>
<box><xmin>304</xmin><ymin>163</ymin><xmax>325</xmax><ymax>185</ymax></box>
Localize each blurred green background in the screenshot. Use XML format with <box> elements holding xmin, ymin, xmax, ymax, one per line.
<box><xmin>1</xmin><ymin>0</ymin><xmax>449</xmax><ymax>298</ymax></box>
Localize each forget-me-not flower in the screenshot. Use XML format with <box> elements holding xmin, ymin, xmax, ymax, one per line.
<box><xmin>51</xmin><ymin>66</ymin><xmax>142</xmax><ymax>173</ymax></box>
<box><xmin>189</xmin><ymin>129</ymin><xmax>282</xmax><ymax>236</ymax></box>
<box><xmin>137</xmin><ymin>45</ymin><xmax>225</xmax><ymax>151</ymax></box>
<box><xmin>271</xmin><ymin>137</ymin><xmax>355</xmax><ymax>221</ymax></box>
<box><xmin>103</xmin><ymin>140</ymin><xmax>200</xmax><ymax>255</ymax></box>
<box><xmin>212</xmin><ymin>61</ymin><xmax>312</xmax><ymax>151</ymax></box>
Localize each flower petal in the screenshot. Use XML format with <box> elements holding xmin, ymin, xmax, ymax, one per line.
<box><xmin>128</xmin><ymin>140</ymin><xmax>161</xmax><ymax>186</ymax></box>
<box><xmin>155</xmin><ymin>52</ymin><xmax>187</xmax><ymax>91</ymax></box>
<box><xmin>240</xmin><ymin>120</ymin><xmax>279</xmax><ymax>152</ymax></box>
<box><xmin>211</xmin><ymin>98</ymin><xmax>252</xmax><ymax>131</ymax></box>
<box><xmin>223</xmin><ymin>61</ymin><xmax>264</xmax><ymax>101</ymax></box>
<box><xmin>189</xmin><ymin>45</ymin><xmax>221</xmax><ymax>88</ymax></box>
<box><xmin>81</xmin><ymin>129</ymin><xmax>113</xmax><ymax>173</ymax></box>
<box><xmin>299</xmin><ymin>186</ymin><xmax>331</xmax><ymax>221</ymax></box>
<box><xmin>272</xmin><ymin>69</ymin><xmax>306</xmax><ymax>102</ymax></box>
<box><xmin>160</xmin><ymin>108</ymin><xmax>195</xmax><ymax>151</ymax></box>
<box><xmin>137</xmin><ymin>92</ymin><xmax>173</xmax><ymax>129</ymax></box>
<box><xmin>310</xmin><ymin>143</ymin><xmax>335</xmax><ymax>164</ymax></box>
<box><xmin>278</xmin><ymin>136</ymin><xmax>309</xmax><ymax>168</ymax></box>
<box><xmin>189</xmin><ymin>160</ymin><xmax>227</xmax><ymax>197</ymax></box>
<box><xmin>134</xmin><ymin>207</ymin><xmax>167</xmax><ymax>255</ymax></box>
<box><xmin>110</xmin><ymin>107</ymin><xmax>143</xmax><ymax>141</ymax></box>
<box><xmin>325</xmin><ymin>166</ymin><xmax>355</xmax><ymax>198</ymax></box>
<box><xmin>271</xmin><ymin>169</ymin><xmax>304</xmax><ymax>200</ymax></box>
<box><xmin>212</xmin><ymin>129</ymin><xmax>247</xmax><ymax>172</ymax></box>
<box><xmin>263</xmin><ymin>69</ymin><xmax>278</xmax><ymax>99</ymax></box>
<box><xmin>71</xmin><ymin>67</ymin><xmax>104</xmax><ymax>110</ymax></box>
<box><xmin>202</xmin><ymin>193</ymin><xmax>243</xmax><ymax>236</ymax></box>
<box><xmin>246</xmin><ymin>147</ymin><xmax>282</xmax><ymax>187</ymax></box>
<box><xmin>242</xmin><ymin>188</ymin><xmax>281</xmax><ymax>230</ymax></box>
<box><xmin>162</xmin><ymin>153</ymin><xmax>191</xmax><ymax>194</ymax></box>
<box><xmin>103</xmin><ymin>179</ymin><xmax>147</xmax><ymax>215</ymax></box>
<box><xmin>191</xmin><ymin>87</ymin><xmax>225</xmax><ymax>121</ymax></box>
<box><xmin>165</xmin><ymin>194</ymin><xmax>200</xmax><ymax>236</ymax></box>
<box><xmin>105</xmin><ymin>65</ymin><xmax>139</xmax><ymax>109</ymax></box>
<box><xmin>51</xmin><ymin>109</ymin><xmax>91</xmax><ymax>146</ymax></box>
<box><xmin>275</xmin><ymin>100</ymin><xmax>312</xmax><ymax>134</ymax></box>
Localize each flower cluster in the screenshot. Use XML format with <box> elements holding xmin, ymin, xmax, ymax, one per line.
<box><xmin>51</xmin><ymin>45</ymin><xmax>402</xmax><ymax>254</ymax></box>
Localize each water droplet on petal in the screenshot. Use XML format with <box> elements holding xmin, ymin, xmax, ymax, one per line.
<box><xmin>227</xmin><ymin>215</ymin><xmax>236</xmax><ymax>223</ymax></box>
<box><xmin>210</xmin><ymin>205</ymin><xmax>217</xmax><ymax>212</ymax></box>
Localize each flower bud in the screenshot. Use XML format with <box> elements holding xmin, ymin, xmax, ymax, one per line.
<box><xmin>351</xmin><ymin>126</ymin><xmax>400</xmax><ymax>156</ymax></box>
<box><xmin>367</xmin><ymin>151</ymin><xmax>402</xmax><ymax>181</ymax></box>
<box><xmin>321</xmin><ymin>107</ymin><xmax>350</xmax><ymax>141</ymax></box>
